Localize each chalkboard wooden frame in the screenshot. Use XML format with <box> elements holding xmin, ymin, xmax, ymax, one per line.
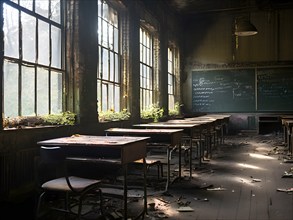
<box><xmin>192</xmin><ymin>67</ymin><xmax>293</xmax><ymax>113</ymax></box>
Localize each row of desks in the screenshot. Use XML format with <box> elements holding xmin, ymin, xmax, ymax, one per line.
<box><xmin>37</xmin><ymin>114</ymin><xmax>230</xmax><ymax>219</ymax></box>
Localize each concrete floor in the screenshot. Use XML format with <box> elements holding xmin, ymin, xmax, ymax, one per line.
<box><xmin>141</xmin><ymin>132</ymin><xmax>293</xmax><ymax>220</ymax></box>
<box><xmin>2</xmin><ymin>132</ymin><xmax>293</xmax><ymax>220</ymax></box>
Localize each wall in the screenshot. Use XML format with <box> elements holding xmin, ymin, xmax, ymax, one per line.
<box><xmin>182</xmin><ymin>8</ymin><xmax>293</xmax><ymax>132</ymax></box>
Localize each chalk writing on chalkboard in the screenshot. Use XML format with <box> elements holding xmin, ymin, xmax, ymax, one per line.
<box><xmin>257</xmin><ymin>67</ymin><xmax>293</xmax><ymax>111</ymax></box>
<box><xmin>192</xmin><ymin>69</ymin><xmax>255</xmax><ymax>112</ymax></box>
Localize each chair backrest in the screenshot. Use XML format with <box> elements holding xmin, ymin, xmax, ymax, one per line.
<box><xmin>39</xmin><ymin>146</ymin><xmax>67</xmax><ymax>181</ymax></box>
<box><xmin>40</xmin><ymin>146</ymin><xmax>65</xmax><ymax>163</ymax></box>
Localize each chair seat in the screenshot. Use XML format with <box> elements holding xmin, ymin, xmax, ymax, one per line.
<box><xmin>42</xmin><ymin>176</ymin><xmax>101</xmax><ymax>192</ymax></box>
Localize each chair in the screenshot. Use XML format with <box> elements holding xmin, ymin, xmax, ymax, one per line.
<box><xmin>35</xmin><ymin>146</ymin><xmax>104</xmax><ymax>219</ymax></box>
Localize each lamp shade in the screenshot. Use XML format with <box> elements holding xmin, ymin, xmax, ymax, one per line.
<box><xmin>235</xmin><ymin>19</ymin><xmax>258</xmax><ymax>36</ymax></box>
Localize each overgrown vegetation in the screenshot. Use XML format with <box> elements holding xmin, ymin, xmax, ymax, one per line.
<box><xmin>169</xmin><ymin>102</ymin><xmax>181</xmax><ymax>117</ymax></box>
<box><xmin>3</xmin><ymin>111</ymin><xmax>76</xmax><ymax>128</ymax></box>
<box><xmin>42</xmin><ymin>111</ymin><xmax>76</xmax><ymax>125</ymax></box>
<box><xmin>141</xmin><ymin>104</ymin><xmax>164</xmax><ymax>122</ymax></box>
<box><xmin>98</xmin><ymin>109</ymin><xmax>130</xmax><ymax>122</ymax></box>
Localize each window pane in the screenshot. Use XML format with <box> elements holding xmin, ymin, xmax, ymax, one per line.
<box><xmin>50</xmin><ymin>0</ymin><xmax>61</xmax><ymax>23</ymax></box>
<box><xmin>102</xmin><ymin>49</ymin><xmax>109</xmax><ymax>80</ymax></box>
<box><xmin>97</xmin><ymin>80</ymin><xmax>102</xmax><ymax>111</ymax></box>
<box><xmin>102</xmin><ymin>2</ymin><xmax>109</xmax><ymax>21</ymax></box>
<box><xmin>21</xmin><ymin>66</ymin><xmax>35</xmax><ymax>116</ymax></box>
<box><xmin>20</xmin><ymin>0</ymin><xmax>33</xmax><ymax>11</ymax></box>
<box><xmin>109</xmin><ymin>52</ymin><xmax>114</xmax><ymax>81</ymax></box>
<box><xmin>114</xmin><ymin>53</ymin><xmax>119</xmax><ymax>83</ymax></box>
<box><xmin>35</xmin><ymin>0</ymin><xmax>49</xmax><ymax>18</ymax></box>
<box><xmin>114</xmin><ymin>28</ymin><xmax>119</xmax><ymax>53</ymax></box>
<box><xmin>37</xmin><ymin>68</ymin><xmax>49</xmax><ymax>115</ymax></box>
<box><xmin>3</xmin><ymin>61</ymin><xmax>19</xmax><ymax>118</ymax></box>
<box><xmin>38</xmin><ymin>20</ymin><xmax>50</xmax><ymax>65</ymax></box>
<box><xmin>51</xmin><ymin>71</ymin><xmax>63</xmax><ymax>114</ymax></box>
<box><xmin>4</xmin><ymin>4</ymin><xmax>19</xmax><ymax>58</ymax></box>
<box><xmin>51</xmin><ymin>25</ymin><xmax>62</xmax><ymax>68</ymax></box>
<box><xmin>98</xmin><ymin>47</ymin><xmax>102</xmax><ymax>78</ymax></box>
<box><xmin>108</xmin><ymin>84</ymin><xmax>114</xmax><ymax>110</ymax></box>
<box><xmin>109</xmin><ymin>24</ymin><xmax>114</xmax><ymax>50</ymax></box>
<box><xmin>114</xmin><ymin>85</ymin><xmax>120</xmax><ymax>112</ymax></box>
<box><xmin>98</xmin><ymin>18</ymin><xmax>102</xmax><ymax>45</ymax></box>
<box><xmin>102</xmin><ymin>84</ymin><xmax>108</xmax><ymax>111</ymax></box>
<box><xmin>22</xmin><ymin>12</ymin><xmax>36</xmax><ymax>62</ymax></box>
<box><xmin>102</xmin><ymin>20</ymin><xmax>108</xmax><ymax>47</ymax></box>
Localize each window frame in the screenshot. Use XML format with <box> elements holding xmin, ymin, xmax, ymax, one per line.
<box><xmin>97</xmin><ymin>0</ymin><xmax>122</xmax><ymax>115</ymax></box>
<box><xmin>2</xmin><ymin>0</ymin><xmax>65</xmax><ymax>123</ymax></box>
<box><xmin>139</xmin><ymin>26</ymin><xmax>154</xmax><ymax>111</ymax></box>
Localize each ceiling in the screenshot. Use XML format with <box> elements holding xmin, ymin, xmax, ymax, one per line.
<box><xmin>164</xmin><ymin>0</ymin><xmax>293</xmax><ymax>16</ymax></box>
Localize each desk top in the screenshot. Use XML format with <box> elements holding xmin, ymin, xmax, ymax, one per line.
<box><xmin>133</xmin><ymin>123</ymin><xmax>200</xmax><ymax>128</ymax></box>
<box><xmin>38</xmin><ymin>135</ymin><xmax>150</xmax><ymax>148</ymax></box>
<box><xmin>105</xmin><ymin>127</ymin><xmax>184</xmax><ymax>134</ymax></box>
<box><xmin>168</xmin><ymin>119</ymin><xmax>213</xmax><ymax>124</ymax></box>
<box><xmin>284</xmin><ymin>120</ymin><xmax>293</xmax><ymax>127</ymax></box>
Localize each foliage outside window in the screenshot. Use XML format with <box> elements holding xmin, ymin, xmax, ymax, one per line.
<box><xmin>141</xmin><ymin>104</ymin><xmax>164</xmax><ymax>122</ymax></box>
<box><xmin>169</xmin><ymin>102</ymin><xmax>181</xmax><ymax>117</ymax></box>
<box><xmin>3</xmin><ymin>111</ymin><xmax>76</xmax><ymax>129</ymax></box>
<box><xmin>97</xmin><ymin>0</ymin><xmax>121</xmax><ymax>115</ymax></box>
<box><xmin>3</xmin><ymin>0</ymin><xmax>64</xmax><ymax>122</ymax></box>
<box><xmin>99</xmin><ymin>109</ymin><xmax>130</xmax><ymax>122</ymax></box>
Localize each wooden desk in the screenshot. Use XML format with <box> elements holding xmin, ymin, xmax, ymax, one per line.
<box><xmin>207</xmin><ymin>114</ymin><xmax>231</xmax><ymax>141</ymax></box>
<box><xmin>104</xmin><ymin>128</ymin><xmax>184</xmax><ymax>190</ymax></box>
<box><xmin>133</xmin><ymin>123</ymin><xmax>202</xmax><ymax>179</ymax></box>
<box><xmin>37</xmin><ymin>135</ymin><xmax>149</xmax><ymax>220</ymax></box>
<box><xmin>166</xmin><ymin>117</ymin><xmax>215</xmax><ymax>166</ymax></box>
<box><xmin>282</xmin><ymin>119</ymin><xmax>293</xmax><ymax>154</ymax></box>
<box><xmin>280</xmin><ymin>115</ymin><xmax>293</xmax><ymax>145</ymax></box>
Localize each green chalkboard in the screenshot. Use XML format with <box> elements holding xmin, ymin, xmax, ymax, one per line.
<box><xmin>192</xmin><ymin>69</ymin><xmax>256</xmax><ymax>112</ymax></box>
<box><xmin>257</xmin><ymin>67</ymin><xmax>293</xmax><ymax>111</ymax></box>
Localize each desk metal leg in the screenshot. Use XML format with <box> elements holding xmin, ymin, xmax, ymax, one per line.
<box><xmin>189</xmin><ymin>136</ymin><xmax>193</xmax><ymax>179</ymax></box>
<box><xmin>123</xmin><ymin>164</ymin><xmax>128</xmax><ymax>220</ymax></box>
<box><xmin>143</xmin><ymin>158</ymin><xmax>147</xmax><ymax>216</ymax></box>
<box><xmin>178</xmin><ymin>144</ymin><xmax>182</xmax><ymax>179</ymax></box>
<box><xmin>122</xmin><ymin>161</ymin><xmax>147</xmax><ymax>220</ymax></box>
<box><xmin>166</xmin><ymin>147</ymin><xmax>170</xmax><ymax>191</ymax></box>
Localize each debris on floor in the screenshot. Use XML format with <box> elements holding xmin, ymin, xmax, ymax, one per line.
<box><xmin>276</xmin><ymin>188</ymin><xmax>293</xmax><ymax>193</ymax></box>
<box><xmin>282</xmin><ymin>171</ymin><xmax>293</xmax><ymax>178</ymax></box>
<box><xmin>176</xmin><ymin>206</ymin><xmax>194</xmax><ymax>212</ymax></box>
<box><xmin>251</xmin><ymin>178</ymin><xmax>262</xmax><ymax>182</ymax></box>
<box><xmin>206</xmin><ymin>186</ymin><xmax>227</xmax><ymax>191</ymax></box>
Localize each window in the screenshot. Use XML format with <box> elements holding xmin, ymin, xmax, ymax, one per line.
<box><xmin>140</xmin><ymin>27</ymin><xmax>153</xmax><ymax>111</ymax></box>
<box><xmin>168</xmin><ymin>47</ymin><xmax>175</xmax><ymax>110</ymax></box>
<box><xmin>3</xmin><ymin>0</ymin><xmax>64</xmax><ymax>118</ymax></box>
<box><xmin>168</xmin><ymin>45</ymin><xmax>180</xmax><ymax>113</ymax></box>
<box><xmin>97</xmin><ymin>0</ymin><xmax>121</xmax><ymax>113</ymax></box>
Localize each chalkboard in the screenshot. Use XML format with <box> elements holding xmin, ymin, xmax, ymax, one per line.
<box><xmin>192</xmin><ymin>69</ymin><xmax>256</xmax><ymax>112</ymax></box>
<box><xmin>257</xmin><ymin>67</ymin><xmax>293</xmax><ymax>111</ymax></box>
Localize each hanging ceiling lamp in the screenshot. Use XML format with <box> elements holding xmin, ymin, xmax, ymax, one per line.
<box><xmin>235</xmin><ymin>16</ymin><xmax>258</xmax><ymax>36</ymax></box>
